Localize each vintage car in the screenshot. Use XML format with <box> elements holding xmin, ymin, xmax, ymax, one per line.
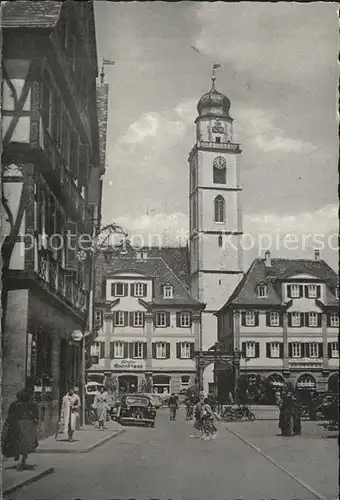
<box><xmin>114</xmin><ymin>395</ymin><xmax>156</xmax><ymax>427</ymax></box>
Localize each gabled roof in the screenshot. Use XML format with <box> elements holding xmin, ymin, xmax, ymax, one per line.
<box><xmin>1</xmin><ymin>1</ymin><xmax>63</xmax><ymax>28</ymax></box>
<box><xmin>217</xmin><ymin>257</ymin><xmax>338</xmax><ymax>312</ymax></box>
<box><xmin>95</xmin><ymin>250</ymin><xmax>203</xmax><ymax>309</ymax></box>
<box><xmin>136</xmin><ymin>246</ymin><xmax>190</xmax><ymax>287</ymax></box>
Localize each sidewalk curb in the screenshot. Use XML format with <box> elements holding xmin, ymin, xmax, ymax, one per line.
<box><xmin>226</xmin><ymin>426</ymin><xmax>327</xmax><ymax>500</ymax></box>
<box><xmin>3</xmin><ymin>467</ymin><xmax>54</xmax><ymax>496</ymax></box>
<box><xmin>36</xmin><ymin>427</ymin><xmax>126</xmax><ymax>454</ymax></box>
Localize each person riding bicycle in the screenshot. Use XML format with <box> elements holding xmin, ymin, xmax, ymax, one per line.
<box><xmin>189</xmin><ymin>394</ymin><xmax>205</xmax><ymax>438</ymax></box>
<box><xmin>201</xmin><ymin>398</ymin><xmax>218</xmax><ymax>440</ymax></box>
<box><xmin>185</xmin><ymin>397</ymin><xmax>194</xmax><ymax>420</ymax></box>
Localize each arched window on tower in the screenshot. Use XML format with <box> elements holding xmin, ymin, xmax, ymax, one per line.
<box><xmin>213</xmin><ymin>156</ymin><xmax>227</xmax><ymax>184</ymax></box>
<box><xmin>218</xmin><ymin>235</ymin><xmax>223</xmax><ymax>247</ymax></box>
<box><xmin>214</xmin><ymin>195</ymin><xmax>225</xmax><ymax>223</ymax></box>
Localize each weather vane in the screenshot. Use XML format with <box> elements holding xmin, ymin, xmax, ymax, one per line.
<box><xmin>100</xmin><ymin>58</ymin><xmax>115</xmax><ymax>85</ymax></box>
<box><xmin>212</xmin><ymin>62</ymin><xmax>221</xmax><ymax>84</ymax></box>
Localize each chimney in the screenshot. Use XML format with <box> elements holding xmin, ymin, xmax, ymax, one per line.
<box><xmin>314</xmin><ymin>249</ymin><xmax>321</xmax><ymax>261</ymax></box>
<box><xmin>264</xmin><ymin>250</ymin><xmax>271</xmax><ymax>267</ymax></box>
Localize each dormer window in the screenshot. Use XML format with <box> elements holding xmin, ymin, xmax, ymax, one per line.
<box><xmin>257</xmin><ymin>284</ymin><xmax>267</xmax><ymax>298</ymax></box>
<box><xmin>287</xmin><ymin>284</ymin><xmax>302</xmax><ymax>298</ymax></box>
<box><xmin>307</xmin><ymin>284</ymin><xmax>321</xmax><ymax>298</ymax></box>
<box><xmin>163</xmin><ymin>286</ymin><xmax>173</xmax><ymax>299</ymax></box>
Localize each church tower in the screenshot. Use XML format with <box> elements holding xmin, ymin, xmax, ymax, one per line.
<box><xmin>189</xmin><ymin>68</ymin><xmax>244</xmax><ymax>358</ymax></box>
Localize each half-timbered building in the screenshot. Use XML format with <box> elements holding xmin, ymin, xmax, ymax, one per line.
<box><xmin>1</xmin><ymin>1</ymin><xmax>102</xmax><ymax>437</ymax></box>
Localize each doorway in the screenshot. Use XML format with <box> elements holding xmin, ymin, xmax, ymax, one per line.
<box><xmin>118</xmin><ymin>375</ymin><xmax>138</xmax><ymax>394</ymax></box>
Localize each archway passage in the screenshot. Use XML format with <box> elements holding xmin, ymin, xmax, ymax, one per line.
<box><xmin>215</xmin><ymin>363</ymin><xmax>233</xmax><ymax>402</ymax></box>
<box><xmin>266</xmin><ymin>373</ymin><xmax>285</xmax><ymax>388</ymax></box>
<box><xmin>118</xmin><ymin>375</ymin><xmax>138</xmax><ymax>394</ymax></box>
<box><xmin>296</xmin><ymin>373</ymin><xmax>317</xmax><ymax>391</ymax></box>
<box><xmin>153</xmin><ymin>375</ymin><xmax>171</xmax><ymax>394</ymax></box>
<box><xmin>328</xmin><ymin>372</ymin><xmax>339</xmax><ymax>393</ymax></box>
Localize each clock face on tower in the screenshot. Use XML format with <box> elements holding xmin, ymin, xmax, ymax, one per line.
<box><xmin>213</xmin><ymin>156</ymin><xmax>226</xmax><ymax>169</ymax></box>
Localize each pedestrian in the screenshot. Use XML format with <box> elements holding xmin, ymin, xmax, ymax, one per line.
<box><xmin>201</xmin><ymin>398</ymin><xmax>218</xmax><ymax>440</ymax></box>
<box><xmin>60</xmin><ymin>387</ymin><xmax>80</xmax><ymax>442</ymax></box>
<box><xmin>189</xmin><ymin>394</ymin><xmax>205</xmax><ymax>438</ymax></box>
<box><xmin>279</xmin><ymin>390</ymin><xmax>293</xmax><ymax>436</ymax></box>
<box><xmin>292</xmin><ymin>394</ymin><xmax>302</xmax><ymax>435</ymax></box>
<box><xmin>169</xmin><ymin>393</ymin><xmax>178</xmax><ymax>421</ymax></box>
<box><xmin>1</xmin><ymin>389</ymin><xmax>39</xmax><ymax>470</ymax></box>
<box><xmin>93</xmin><ymin>386</ymin><xmax>109</xmax><ymax>430</ymax></box>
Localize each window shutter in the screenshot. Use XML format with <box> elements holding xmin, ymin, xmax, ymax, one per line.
<box><xmin>111</xmin><ymin>283</ymin><xmax>116</xmax><ymax>296</ymax></box>
<box><xmin>279</xmin><ymin>343</ymin><xmax>284</xmax><ymax>358</ymax></box>
<box><xmin>130</xmin><ymin>284</ymin><xmax>135</xmax><ymax>297</ymax></box>
<box><xmin>316</xmin><ymin>285</ymin><xmax>321</xmax><ymax>298</ymax></box>
<box><xmin>143</xmin><ymin>342</ymin><xmax>147</xmax><ymax>359</ymax></box>
<box><xmin>327</xmin><ymin>314</ymin><xmax>331</xmax><ymax>327</ymax></box>
<box><xmin>278</xmin><ymin>313</ymin><xmax>283</xmax><ymax>327</ymax></box>
<box><xmin>66</xmin><ymin>221</ymin><xmax>77</xmax><ymax>270</ymax></box>
<box><xmin>317</xmin><ymin>313</ymin><xmax>322</xmax><ymax>328</ymax></box>
<box><xmin>304</xmin><ymin>285</ymin><xmax>309</xmax><ymax>298</ymax></box>
<box><xmin>254</xmin><ymin>312</ymin><xmax>259</xmax><ymax>327</ymax></box>
<box><xmin>166</xmin><ymin>312</ymin><xmax>171</xmax><ymax>327</ymax></box>
<box><xmin>123</xmin><ymin>342</ymin><xmax>129</xmax><ymax>358</ymax></box>
<box><xmin>255</xmin><ymin>342</ymin><xmax>260</xmax><ymax>358</ymax></box>
<box><xmin>124</xmin><ymin>284</ymin><xmax>128</xmax><ymax>296</ymax></box>
<box><xmin>190</xmin><ymin>343</ymin><xmax>195</xmax><ymax>359</ymax></box>
<box><xmin>176</xmin><ymin>343</ymin><xmax>181</xmax><ymax>358</ymax></box>
<box><xmin>100</xmin><ymin>342</ymin><xmax>105</xmax><ymax>358</ymax></box>
<box><xmin>300</xmin><ymin>313</ymin><xmax>305</xmax><ymax>327</ymax></box>
<box><xmin>152</xmin><ymin>343</ymin><xmax>156</xmax><ymax>358</ymax></box>
<box><xmin>328</xmin><ymin>343</ymin><xmax>332</xmax><ymax>358</ymax></box>
<box><xmin>288</xmin><ymin>343</ymin><xmax>292</xmax><ymax>357</ymax></box>
<box><xmin>143</xmin><ymin>284</ymin><xmax>147</xmax><ymax>297</ymax></box>
<box><xmin>241</xmin><ymin>342</ymin><xmax>246</xmax><ymax>358</ymax></box>
<box><xmin>142</xmin><ymin>312</ymin><xmax>145</xmax><ymax>326</ymax></box>
<box><xmin>129</xmin><ymin>342</ymin><xmax>134</xmax><ymax>359</ymax></box>
<box><xmin>266</xmin><ymin>343</ymin><xmax>271</xmax><ymax>358</ymax></box>
<box><xmin>287</xmin><ymin>285</ymin><xmax>292</xmax><ymax>298</ymax></box>
<box><xmin>129</xmin><ymin>312</ymin><xmax>134</xmax><ymax>327</ymax></box>
<box><xmin>124</xmin><ymin>312</ymin><xmax>128</xmax><ymax>326</ymax></box>
<box><xmin>176</xmin><ymin>312</ymin><xmax>181</xmax><ymax>327</ymax></box>
<box><xmin>110</xmin><ymin>342</ymin><xmax>115</xmax><ymax>359</ymax></box>
<box><xmin>266</xmin><ymin>312</ymin><xmax>270</xmax><ymax>327</ymax></box>
<box><xmin>318</xmin><ymin>343</ymin><xmax>323</xmax><ymax>357</ymax></box>
<box><xmin>299</xmin><ymin>285</ymin><xmax>303</xmax><ymax>298</ymax></box>
<box><xmin>189</xmin><ymin>313</ymin><xmax>193</xmax><ymax>327</ymax></box>
<box><xmin>166</xmin><ymin>343</ymin><xmax>171</xmax><ymax>359</ymax></box>
<box><xmin>301</xmin><ymin>343</ymin><xmax>306</xmax><ymax>358</ymax></box>
<box><xmin>288</xmin><ymin>313</ymin><xmax>292</xmax><ymax>327</ymax></box>
<box><xmin>241</xmin><ymin>312</ymin><xmax>246</xmax><ymax>326</ymax></box>
<box><xmin>305</xmin><ymin>313</ymin><xmax>309</xmax><ymax>327</ymax></box>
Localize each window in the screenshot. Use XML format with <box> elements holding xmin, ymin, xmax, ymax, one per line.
<box><xmin>215</xmin><ymin>136</ymin><xmax>221</xmax><ymax>143</ymax></box>
<box><xmin>133</xmin><ymin>312</ymin><xmax>144</xmax><ymax>327</ymax></box>
<box><xmin>133</xmin><ymin>342</ymin><xmax>143</xmax><ymax>359</ymax></box>
<box><xmin>95</xmin><ymin>310</ymin><xmax>103</xmax><ymax>326</ymax></box>
<box><xmin>163</xmin><ymin>286</ymin><xmax>173</xmax><ymax>299</ymax></box>
<box><xmin>156</xmin><ymin>342</ymin><xmax>167</xmax><ymax>359</ymax></box>
<box><xmin>114</xmin><ymin>311</ymin><xmax>125</xmax><ymax>326</ymax></box>
<box><xmin>257</xmin><ymin>285</ymin><xmax>267</xmax><ymax>298</ymax></box>
<box><xmin>308</xmin><ymin>285</ymin><xmax>318</xmax><ymax>298</ymax></box>
<box><xmin>214</xmin><ymin>195</ymin><xmax>225</xmax><ymax>223</ymax></box>
<box><xmin>90</xmin><ymin>342</ymin><xmax>100</xmax><ymax>357</ymax></box>
<box><xmin>308</xmin><ymin>342</ymin><xmax>319</xmax><ymax>358</ymax></box>
<box><xmin>111</xmin><ymin>282</ymin><xmax>125</xmax><ymax>297</ymax></box>
<box><xmin>180</xmin><ymin>312</ymin><xmax>191</xmax><ymax>327</ymax></box>
<box><xmin>291</xmin><ymin>342</ymin><xmax>301</xmax><ymax>358</ymax></box>
<box><xmin>335</xmin><ymin>287</ymin><xmax>339</xmax><ymax>299</ymax></box>
<box><xmin>180</xmin><ymin>375</ymin><xmax>190</xmax><ymax>390</ymax></box>
<box><xmin>330</xmin><ymin>342</ymin><xmax>339</xmax><ymax>358</ymax></box>
<box><xmin>218</xmin><ymin>235</ymin><xmax>223</xmax><ymax>247</ymax></box>
<box><xmin>246</xmin><ymin>342</ymin><xmax>256</xmax><ymax>358</ymax></box>
<box><xmin>245</xmin><ymin>311</ymin><xmax>255</xmax><ymax>326</ymax></box>
<box><xmin>290</xmin><ymin>285</ymin><xmax>301</xmax><ymax>298</ymax></box>
<box><xmin>180</xmin><ymin>342</ymin><xmax>191</xmax><ymax>359</ymax></box>
<box><xmin>134</xmin><ymin>283</ymin><xmax>146</xmax><ymax>297</ymax></box>
<box><xmin>114</xmin><ymin>342</ymin><xmax>124</xmax><ymax>358</ymax></box>
<box><xmin>270</xmin><ymin>342</ymin><xmax>281</xmax><ymax>358</ymax></box>
<box><xmin>269</xmin><ymin>312</ymin><xmax>280</xmax><ymax>327</ymax></box>
<box><xmin>308</xmin><ymin>312</ymin><xmax>318</xmax><ymax>327</ymax></box>
<box><xmin>330</xmin><ymin>313</ymin><xmax>339</xmax><ymax>327</ymax></box>
<box><xmin>156</xmin><ymin>312</ymin><xmax>167</xmax><ymax>327</ymax></box>
<box><xmin>291</xmin><ymin>312</ymin><xmax>301</xmax><ymax>327</ymax></box>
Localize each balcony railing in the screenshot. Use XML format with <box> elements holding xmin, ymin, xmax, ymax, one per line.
<box><xmin>289</xmin><ymin>357</ymin><xmax>323</xmax><ymax>369</ymax></box>
<box><xmin>42</xmin><ymin>127</ymin><xmax>90</xmax><ymax>230</ymax></box>
<box><xmin>37</xmin><ymin>248</ymin><xmax>88</xmax><ymax>315</ymax></box>
<box><xmin>196</xmin><ymin>141</ymin><xmax>242</xmax><ymax>153</ymax></box>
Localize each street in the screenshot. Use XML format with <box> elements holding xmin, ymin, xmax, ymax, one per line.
<box><xmin>7</xmin><ymin>408</ymin><xmax>338</xmax><ymax>500</ymax></box>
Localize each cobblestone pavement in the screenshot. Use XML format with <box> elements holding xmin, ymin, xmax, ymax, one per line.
<box><xmin>6</xmin><ymin>408</ymin><xmax>338</xmax><ymax>500</ymax></box>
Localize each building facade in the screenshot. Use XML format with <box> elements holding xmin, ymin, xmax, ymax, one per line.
<box><xmin>188</xmin><ymin>73</ymin><xmax>244</xmax><ymax>392</ymax></box>
<box><xmin>216</xmin><ymin>251</ymin><xmax>339</xmax><ymax>399</ymax></box>
<box><xmin>1</xmin><ymin>1</ymin><xmax>102</xmax><ymax>437</ymax></box>
<box><xmin>90</xmin><ymin>246</ymin><xmax>205</xmax><ymax>394</ymax></box>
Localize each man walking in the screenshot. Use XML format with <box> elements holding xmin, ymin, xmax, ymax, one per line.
<box><xmin>169</xmin><ymin>393</ymin><xmax>178</xmax><ymax>421</ymax></box>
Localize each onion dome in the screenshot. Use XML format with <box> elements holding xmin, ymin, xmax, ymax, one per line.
<box><xmin>197</xmin><ymin>80</ymin><xmax>231</xmax><ymax>118</ymax></box>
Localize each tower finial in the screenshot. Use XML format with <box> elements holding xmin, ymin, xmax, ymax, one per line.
<box><xmin>211</xmin><ymin>62</ymin><xmax>221</xmax><ymax>88</ymax></box>
<box><xmin>100</xmin><ymin>61</ymin><xmax>105</xmax><ymax>85</ymax></box>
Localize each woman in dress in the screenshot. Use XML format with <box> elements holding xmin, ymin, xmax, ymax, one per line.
<box><xmin>60</xmin><ymin>388</ymin><xmax>81</xmax><ymax>441</ymax></box>
<box><xmin>202</xmin><ymin>398</ymin><xmax>218</xmax><ymax>440</ymax></box>
<box><xmin>93</xmin><ymin>386</ymin><xmax>108</xmax><ymax>430</ymax></box>
<box><xmin>2</xmin><ymin>389</ymin><xmax>39</xmax><ymax>470</ymax></box>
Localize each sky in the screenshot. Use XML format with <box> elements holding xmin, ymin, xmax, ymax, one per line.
<box><xmin>94</xmin><ymin>2</ymin><xmax>338</xmax><ymax>271</ymax></box>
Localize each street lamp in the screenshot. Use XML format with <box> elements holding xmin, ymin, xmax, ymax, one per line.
<box><xmin>213</xmin><ymin>342</ymin><xmax>221</xmax><ymax>399</ymax></box>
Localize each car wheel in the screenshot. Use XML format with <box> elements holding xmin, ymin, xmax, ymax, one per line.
<box><xmin>150</xmin><ymin>422</ymin><xmax>155</xmax><ymax>428</ymax></box>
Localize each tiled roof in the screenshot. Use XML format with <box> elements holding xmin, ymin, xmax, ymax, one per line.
<box><xmin>138</xmin><ymin>246</ymin><xmax>190</xmax><ymax>287</ymax></box>
<box><xmin>2</xmin><ymin>1</ymin><xmax>62</xmax><ymax>28</ymax></box>
<box><xmin>218</xmin><ymin>257</ymin><xmax>338</xmax><ymax>311</ymax></box>
<box><xmin>95</xmin><ymin>253</ymin><xmax>203</xmax><ymax>309</ymax></box>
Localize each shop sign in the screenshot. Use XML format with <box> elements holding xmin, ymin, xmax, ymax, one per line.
<box><xmin>112</xmin><ymin>359</ymin><xmax>145</xmax><ymax>370</ymax></box>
